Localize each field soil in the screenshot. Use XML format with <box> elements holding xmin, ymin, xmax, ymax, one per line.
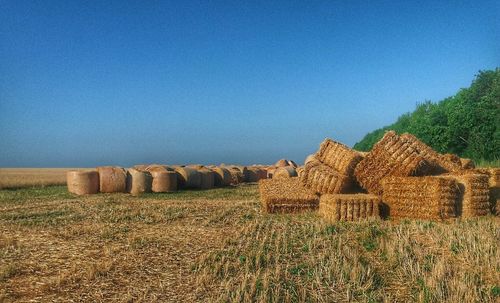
<box><xmin>0</xmin><ymin>184</ymin><xmax>499</xmax><ymax>302</ymax></box>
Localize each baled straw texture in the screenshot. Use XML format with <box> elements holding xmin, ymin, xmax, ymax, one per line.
<box><xmin>273</xmin><ymin>166</ymin><xmax>298</xmax><ymax>179</ymax></box>
<box><xmin>126</xmin><ymin>168</ymin><xmax>153</xmax><ymax>196</ymax></box>
<box><xmin>259</xmin><ymin>177</ymin><xmax>319</xmax><ymax>213</ymax></box>
<box><xmin>266</xmin><ymin>167</ymin><xmax>277</xmax><ymax>178</ymax></box>
<box><xmin>315</xmin><ymin>138</ymin><xmax>363</xmax><ymax>176</ymax></box>
<box><xmin>275</xmin><ymin>159</ymin><xmax>289</xmax><ymax>167</ymax></box>
<box><xmin>381</xmin><ymin>176</ymin><xmax>458</xmax><ymax>221</ymax></box>
<box><xmin>304</xmin><ymin>154</ymin><xmax>317</xmax><ymax>165</ymax></box>
<box><xmin>145</xmin><ymin>164</ymin><xmax>174</xmax><ymax>172</ymax></box>
<box><xmin>459</xmin><ymin>158</ymin><xmax>475</xmax><ymax>169</ymax></box>
<box><xmin>400</xmin><ymin>133</ymin><xmax>464</xmax><ymax>173</ymax></box>
<box><xmin>244</xmin><ymin>167</ymin><xmax>261</xmax><ymax>182</ymax></box>
<box><xmin>440</xmin><ymin>174</ymin><xmax>489</xmax><ymax>218</ymax></box>
<box><xmin>199</xmin><ymin>169</ymin><xmax>215</xmax><ymax>189</ymax></box>
<box><xmin>211</xmin><ymin>167</ymin><xmax>232</xmax><ymax>187</ymax></box>
<box><xmin>150</xmin><ymin>170</ymin><xmax>177</xmax><ymax>192</ymax></box>
<box><xmin>300</xmin><ymin>159</ymin><xmax>351</xmax><ymax>194</ymax></box>
<box><xmin>175</xmin><ymin>167</ymin><xmax>201</xmax><ymax>189</ymax></box>
<box><xmin>96</xmin><ymin>166</ymin><xmax>127</xmax><ymax>193</ymax></box>
<box><xmin>296</xmin><ymin>166</ymin><xmax>304</xmax><ymax>178</ymax></box>
<box><xmin>228</xmin><ymin>168</ymin><xmax>244</xmax><ymax>185</ymax></box>
<box><xmin>66</xmin><ymin>170</ymin><xmax>99</xmax><ymax>195</ymax></box>
<box><xmin>319</xmin><ymin>194</ymin><xmax>380</xmax><ymax>222</ymax></box>
<box><xmin>354</xmin><ymin>131</ymin><xmax>430</xmax><ymax>195</ymax></box>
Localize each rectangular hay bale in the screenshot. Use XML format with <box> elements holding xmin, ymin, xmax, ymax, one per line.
<box><xmin>300</xmin><ymin>159</ymin><xmax>352</xmax><ymax>194</ymax></box>
<box><xmin>354</xmin><ymin>131</ymin><xmax>431</xmax><ymax>195</ymax></box>
<box><xmin>316</xmin><ymin>138</ymin><xmax>364</xmax><ymax>176</ymax></box>
<box><xmin>319</xmin><ymin>194</ymin><xmax>381</xmax><ymax>222</ymax></box>
<box><xmin>381</xmin><ymin>176</ymin><xmax>459</xmax><ymax>221</ymax></box>
<box><xmin>259</xmin><ymin>177</ymin><xmax>319</xmax><ymax>213</ymax></box>
<box><xmin>440</xmin><ymin>174</ymin><xmax>490</xmax><ymax>217</ymax></box>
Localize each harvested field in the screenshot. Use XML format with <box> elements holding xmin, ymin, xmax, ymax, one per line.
<box><xmin>0</xmin><ymin>168</ymin><xmax>72</xmax><ymax>189</ymax></box>
<box><xmin>381</xmin><ymin>176</ymin><xmax>459</xmax><ymax>221</ymax></box>
<box><xmin>259</xmin><ymin>177</ymin><xmax>319</xmax><ymax>213</ymax></box>
<box><xmin>354</xmin><ymin>131</ymin><xmax>431</xmax><ymax>195</ymax></box>
<box><xmin>0</xmin><ymin>184</ymin><xmax>499</xmax><ymax>302</ymax></box>
<box><xmin>319</xmin><ymin>194</ymin><xmax>380</xmax><ymax>222</ymax></box>
<box><xmin>300</xmin><ymin>159</ymin><xmax>351</xmax><ymax>194</ymax></box>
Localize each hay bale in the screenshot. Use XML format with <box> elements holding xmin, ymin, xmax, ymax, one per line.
<box><xmin>381</xmin><ymin>176</ymin><xmax>459</xmax><ymax>221</ymax></box>
<box><xmin>267</xmin><ymin>167</ymin><xmax>277</xmax><ymax>178</ymax></box>
<box><xmin>315</xmin><ymin>138</ymin><xmax>363</xmax><ymax>176</ymax></box>
<box><xmin>211</xmin><ymin>167</ymin><xmax>232</xmax><ymax>187</ymax></box>
<box><xmin>319</xmin><ymin>194</ymin><xmax>380</xmax><ymax>222</ymax></box>
<box><xmin>400</xmin><ymin>134</ymin><xmax>463</xmax><ymax>173</ymax></box>
<box><xmin>459</xmin><ymin>158</ymin><xmax>475</xmax><ymax>169</ymax></box>
<box><xmin>354</xmin><ymin>131</ymin><xmax>431</xmax><ymax>195</ymax></box>
<box><xmin>273</xmin><ymin>166</ymin><xmax>298</xmax><ymax>179</ymax></box>
<box><xmin>256</xmin><ymin>168</ymin><xmax>268</xmax><ymax>179</ymax></box>
<box><xmin>146</xmin><ymin>164</ymin><xmax>174</xmax><ymax>172</ymax></box>
<box><xmin>296</xmin><ymin>166</ymin><xmax>304</xmax><ymax>178</ymax></box>
<box><xmin>275</xmin><ymin>159</ymin><xmax>289</xmax><ymax>167</ymax></box>
<box><xmin>96</xmin><ymin>166</ymin><xmax>127</xmax><ymax>193</ymax></box>
<box><xmin>126</xmin><ymin>168</ymin><xmax>153</xmax><ymax>196</ymax></box>
<box><xmin>174</xmin><ymin>167</ymin><xmax>201</xmax><ymax>189</ymax></box>
<box><xmin>440</xmin><ymin>174</ymin><xmax>489</xmax><ymax>218</ymax></box>
<box><xmin>133</xmin><ymin>164</ymin><xmax>149</xmax><ymax>171</ymax></box>
<box><xmin>244</xmin><ymin>167</ymin><xmax>260</xmax><ymax>182</ymax></box>
<box><xmin>228</xmin><ymin>168</ymin><xmax>244</xmax><ymax>185</ymax></box>
<box><xmin>150</xmin><ymin>170</ymin><xmax>177</xmax><ymax>192</ymax></box>
<box><xmin>304</xmin><ymin>154</ymin><xmax>317</xmax><ymax>165</ymax></box>
<box><xmin>66</xmin><ymin>170</ymin><xmax>99</xmax><ymax>195</ymax></box>
<box><xmin>199</xmin><ymin>169</ymin><xmax>215</xmax><ymax>189</ymax></box>
<box><xmin>259</xmin><ymin>177</ymin><xmax>319</xmax><ymax>213</ymax></box>
<box><xmin>300</xmin><ymin>159</ymin><xmax>351</xmax><ymax>194</ymax></box>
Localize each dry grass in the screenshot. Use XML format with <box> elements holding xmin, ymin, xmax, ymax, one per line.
<box><xmin>0</xmin><ymin>168</ymin><xmax>76</xmax><ymax>189</ymax></box>
<box><xmin>0</xmin><ymin>184</ymin><xmax>499</xmax><ymax>302</ymax></box>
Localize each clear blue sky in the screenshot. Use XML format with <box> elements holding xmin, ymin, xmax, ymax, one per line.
<box><xmin>1</xmin><ymin>1</ymin><xmax>498</xmax><ymax>167</ymax></box>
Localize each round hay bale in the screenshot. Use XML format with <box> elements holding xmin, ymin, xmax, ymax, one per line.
<box><xmin>296</xmin><ymin>166</ymin><xmax>305</xmax><ymax>178</ymax></box>
<box><xmin>174</xmin><ymin>167</ymin><xmax>201</xmax><ymax>189</ymax></box>
<box><xmin>256</xmin><ymin>168</ymin><xmax>268</xmax><ymax>179</ymax></box>
<box><xmin>150</xmin><ymin>170</ymin><xmax>177</xmax><ymax>192</ymax></box>
<box><xmin>274</xmin><ymin>166</ymin><xmax>298</xmax><ymax>179</ymax></box>
<box><xmin>133</xmin><ymin>164</ymin><xmax>149</xmax><ymax>171</ymax></box>
<box><xmin>212</xmin><ymin>167</ymin><xmax>232</xmax><ymax>187</ymax></box>
<box><xmin>275</xmin><ymin>159</ymin><xmax>289</xmax><ymax>167</ymax></box>
<box><xmin>199</xmin><ymin>169</ymin><xmax>215</xmax><ymax>189</ymax></box>
<box><xmin>188</xmin><ymin>164</ymin><xmax>205</xmax><ymax>169</ymax></box>
<box><xmin>267</xmin><ymin>167</ymin><xmax>277</xmax><ymax>178</ymax></box>
<box><xmin>126</xmin><ymin>168</ymin><xmax>152</xmax><ymax>196</ymax></box>
<box><xmin>288</xmin><ymin>160</ymin><xmax>298</xmax><ymax>168</ymax></box>
<box><xmin>228</xmin><ymin>169</ymin><xmax>244</xmax><ymax>185</ymax></box>
<box><xmin>145</xmin><ymin>164</ymin><xmax>174</xmax><ymax>172</ymax></box>
<box><xmin>67</xmin><ymin>170</ymin><xmax>99</xmax><ymax>195</ymax></box>
<box><xmin>96</xmin><ymin>166</ymin><xmax>127</xmax><ymax>193</ymax></box>
<box><xmin>460</xmin><ymin>158</ymin><xmax>475</xmax><ymax>169</ymax></box>
<box><xmin>244</xmin><ymin>167</ymin><xmax>260</xmax><ymax>182</ymax></box>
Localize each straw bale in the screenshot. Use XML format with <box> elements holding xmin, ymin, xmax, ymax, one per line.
<box><xmin>199</xmin><ymin>169</ymin><xmax>215</xmax><ymax>189</ymax></box>
<box><xmin>319</xmin><ymin>194</ymin><xmax>380</xmax><ymax>222</ymax></box>
<box><xmin>315</xmin><ymin>138</ymin><xmax>363</xmax><ymax>176</ymax></box>
<box><xmin>132</xmin><ymin>164</ymin><xmax>149</xmax><ymax>171</ymax></box>
<box><xmin>66</xmin><ymin>170</ymin><xmax>99</xmax><ymax>195</ymax></box>
<box><xmin>304</xmin><ymin>154</ymin><xmax>317</xmax><ymax>165</ymax></box>
<box><xmin>244</xmin><ymin>167</ymin><xmax>260</xmax><ymax>182</ymax></box>
<box><xmin>273</xmin><ymin>166</ymin><xmax>298</xmax><ymax>179</ymax></box>
<box><xmin>267</xmin><ymin>167</ymin><xmax>277</xmax><ymax>179</ymax></box>
<box><xmin>96</xmin><ymin>166</ymin><xmax>127</xmax><ymax>193</ymax></box>
<box><xmin>440</xmin><ymin>174</ymin><xmax>489</xmax><ymax>217</ymax></box>
<box><xmin>400</xmin><ymin>133</ymin><xmax>463</xmax><ymax>173</ymax></box>
<box><xmin>381</xmin><ymin>176</ymin><xmax>459</xmax><ymax>221</ymax></box>
<box><xmin>150</xmin><ymin>170</ymin><xmax>177</xmax><ymax>192</ymax></box>
<box><xmin>145</xmin><ymin>164</ymin><xmax>174</xmax><ymax>172</ymax></box>
<box><xmin>259</xmin><ymin>177</ymin><xmax>319</xmax><ymax>213</ymax></box>
<box><xmin>296</xmin><ymin>166</ymin><xmax>304</xmax><ymax>178</ymax></box>
<box><xmin>275</xmin><ymin>159</ymin><xmax>289</xmax><ymax>167</ymax></box>
<box><xmin>300</xmin><ymin>159</ymin><xmax>351</xmax><ymax>194</ymax></box>
<box><xmin>211</xmin><ymin>167</ymin><xmax>232</xmax><ymax>187</ymax></box>
<box><xmin>354</xmin><ymin>131</ymin><xmax>431</xmax><ymax>195</ymax></box>
<box><xmin>228</xmin><ymin>168</ymin><xmax>244</xmax><ymax>185</ymax></box>
<box><xmin>126</xmin><ymin>168</ymin><xmax>153</xmax><ymax>196</ymax></box>
<box><xmin>174</xmin><ymin>167</ymin><xmax>201</xmax><ymax>189</ymax></box>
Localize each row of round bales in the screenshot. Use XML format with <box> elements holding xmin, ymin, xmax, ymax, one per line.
<box><xmin>67</xmin><ymin>164</ymin><xmax>283</xmax><ymax>196</ymax></box>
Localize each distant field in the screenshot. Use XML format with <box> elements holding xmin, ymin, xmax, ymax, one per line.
<box><xmin>0</xmin><ymin>184</ymin><xmax>499</xmax><ymax>302</ymax></box>
<box><xmin>0</xmin><ymin>168</ymin><xmax>78</xmax><ymax>189</ymax></box>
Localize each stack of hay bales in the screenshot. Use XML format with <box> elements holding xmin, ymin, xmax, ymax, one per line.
<box><xmin>300</xmin><ymin>138</ymin><xmax>363</xmax><ymax>195</ymax></box>
<box><xmin>319</xmin><ymin>194</ymin><xmax>380</xmax><ymax>222</ymax></box>
<box><xmin>440</xmin><ymin>173</ymin><xmax>490</xmax><ymax>218</ymax></box>
<box><xmin>259</xmin><ymin>177</ymin><xmax>319</xmax><ymax>213</ymax></box>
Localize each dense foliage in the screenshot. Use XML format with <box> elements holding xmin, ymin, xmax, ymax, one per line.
<box><xmin>354</xmin><ymin>69</ymin><xmax>500</xmax><ymax>162</ymax></box>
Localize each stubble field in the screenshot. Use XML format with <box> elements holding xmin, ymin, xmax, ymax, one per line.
<box><xmin>0</xmin><ymin>171</ymin><xmax>499</xmax><ymax>302</ymax></box>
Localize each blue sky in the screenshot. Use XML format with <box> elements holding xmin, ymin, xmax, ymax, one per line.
<box><xmin>0</xmin><ymin>1</ymin><xmax>498</xmax><ymax>167</ymax></box>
